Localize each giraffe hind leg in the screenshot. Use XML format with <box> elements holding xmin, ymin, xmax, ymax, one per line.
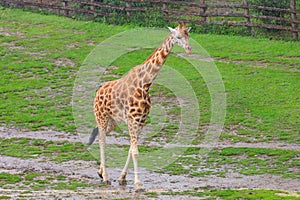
<box><xmin>93</xmin><ymin>118</ymin><xmax>117</xmax><ymax>166</ymax></box>
<box><xmin>97</xmin><ymin>118</ymin><xmax>117</xmax><ymax>185</ymax></box>
<box><xmin>97</xmin><ymin>127</ymin><xmax>111</xmax><ymax>185</ymax></box>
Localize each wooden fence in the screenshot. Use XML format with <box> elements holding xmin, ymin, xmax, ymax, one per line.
<box><xmin>1</xmin><ymin>0</ymin><xmax>299</xmax><ymax>39</ymax></box>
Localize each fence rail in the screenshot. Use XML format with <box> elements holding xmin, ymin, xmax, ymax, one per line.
<box><xmin>1</xmin><ymin>0</ymin><xmax>299</xmax><ymax>39</ymax></box>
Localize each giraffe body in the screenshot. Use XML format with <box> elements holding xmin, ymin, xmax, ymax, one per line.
<box><xmin>91</xmin><ymin>24</ymin><xmax>192</xmax><ymax>191</ymax></box>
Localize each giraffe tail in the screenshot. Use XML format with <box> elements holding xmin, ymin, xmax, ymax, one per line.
<box><xmin>87</xmin><ymin>127</ymin><xmax>98</xmax><ymax>145</ymax></box>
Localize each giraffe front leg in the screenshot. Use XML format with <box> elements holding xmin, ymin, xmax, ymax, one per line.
<box><xmin>98</xmin><ymin>129</ymin><xmax>111</xmax><ymax>185</ymax></box>
<box><xmin>127</xmin><ymin>119</ymin><xmax>146</xmax><ymax>192</ymax></box>
<box><xmin>118</xmin><ymin>146</ymin><xmax>132</xmax><ymax>185</ymax></box>
<box><xmin>131</xmin><ymin>143</ymin><xmax>144</xmax><ymax>192</ymax></box>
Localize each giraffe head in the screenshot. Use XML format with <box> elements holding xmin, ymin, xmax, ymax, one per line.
<box><xmin>168</xmin><ymin>23</ymin><xmax>192</xmax><ymax>54</ymax></box>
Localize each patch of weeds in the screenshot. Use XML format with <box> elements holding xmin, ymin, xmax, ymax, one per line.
<box><xmin>138</xmin><ymin>145</ymin><xmax>162</xmax><ymax>153</ymax></box>
<box><xmin>51</xmin><ymin>181</ymin><xmax>90</xmax><ymax>190</ymax></box>
<box><xmin>191</xmin><ymin>170</ymin><xmax>223</xmax><ymax>177</ymax></box>
<box><xmin>161</xmin><ymin>163</ymin><xmax>189</xmax><ymax>175</ymax></box>
<box><xmin>211</xmin><ymin>189</ymin><xmax>300</xmax><ymax>200</ymax></box>
<box><xmin>0</xmin><ymin>196</ymin><xmax>11</xmax><ymax>199</ymax></box>
<box><xmin>20</xmin><ymin>191</ymin><xmax>32</xmax><ymax>194</ymax></box>
<box><xmin>161</xmin><ymin>147</ymin><xmax>300</xmax><ymax>179</ymax></box>
<box><xmin>162</xmin><ymin>188</ymin><xmax>300</xmax><ymax>199</ymax></box>
<box><xmin>111</xmin><ymin>198</ymin><xmax>131</xmax><ymax>200</ymax></box>
<box><xmin>31</xmin><ymin>184</ymin><xmax>46</xmax><ymax>191</ymax></box>
<box><xmin>24</xmin><ymin>172</ymin><xmax>42</xmax><ymax>181</ymax></box>
<box><xmin>0</xmin><ymin>171</ymin><xmax>96</xmax><ymax>191</ymax></box>
<box><xmin>0</xmin><ymin>138</ymin><xmax>94</xmax><ymax>162</ymax></box>
<box><xmin>144</xmin><ymin>192</ymin><xmax>159</xmax><ymax>198</ymax></box>
<box><xmin>219</xmin><ymin>133</ymin><xmax>252</xmax><ymax>143</ymax></box>
<box><xmin>0</xmin><ymin>138</ymin><xmax>43</xmax><ymax>158</ymax></box>
<box><xmin>56</xmin><ymin>175</ymin><xmax>67</xmax><ymax>180</ymax></box>
<box><xmin>0</xmin><ymin>172</ymin><xmax>22</xmax><ymax>186</ymax></box>
<box><xmin>161</xmin><ymin>189</ymin><xmax>209</xmax><ymax>198</ymax></box>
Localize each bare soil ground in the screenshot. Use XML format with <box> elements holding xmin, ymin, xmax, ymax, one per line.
<box><xmin>0</xmin><ymin>127</ymin><xmax>299</xmax><ymax>199</ymax></box>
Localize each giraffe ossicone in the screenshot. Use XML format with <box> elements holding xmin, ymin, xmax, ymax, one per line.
<box><xmin>89</xmin><ymin>23</ymin><xmax>192</xmax><ymax>191</ymax></box>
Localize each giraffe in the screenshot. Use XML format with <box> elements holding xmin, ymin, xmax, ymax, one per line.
<box><xmin>88</xmin><ymin>23</ymin><xmax>192</xmax><ymax>191</ymax></box>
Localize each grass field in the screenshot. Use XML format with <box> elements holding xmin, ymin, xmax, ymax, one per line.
<box><xmin>0</xmin><ymin>7</ymin><xmax>300</xmax><ymax>199</ymax></box>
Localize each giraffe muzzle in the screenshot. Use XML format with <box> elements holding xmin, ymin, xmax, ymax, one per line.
<box><xmin>185</xmin><ymin>47</ymin><xmax>192</xmax><ymax>54</ymax></box>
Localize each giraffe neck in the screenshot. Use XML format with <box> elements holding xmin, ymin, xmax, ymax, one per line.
<box><xmin>135</xmin><ymin>33</ymin><xmax>176</xmax><ymax>91</ymax></box>
<box><xmin>144</xmin><ymin>33</ymin><xmax>175</xmax><ymax>66</ymax></box>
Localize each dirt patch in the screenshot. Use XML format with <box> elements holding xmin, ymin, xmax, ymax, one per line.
<box><xmin>0</xmin><ymin>188</ymin><xmax>201</xmax><ymax>200</ymax></box>
<box><xmin>276</xmin><ymin>191</ymin><xmax>300</xmax><ymax>197</ymax></box>
<box><xmin>1</xmin><ymin>155</ymin><xmax>300</xmax><ymax>192</ymax></box>
<box><xmin>1</xmin><ymin>127</ymin><xmax>300</xmax><ymax>199</ymax></box>
<box><xmin>2</xmin><ymin>41</ymin><xmax>25</xmax><ymax>50</ymax></box>
<box><xmin>0</xmin><ymin>126</ymin><xmax>88</xmax><ymax>143</ymax></box>
<box><xmin>217</xmin><ymin>57</ymin><xmax>300</xmax><ymax>72</ymax></box>
<box><xmin>66</xmin><ymin>42</ymin><xmax>80</xmax><ymax>50</ymax></box>
<box><xmin>0</xmin><ymin>27</ymin><xmax>25</xmax><ymax>38</ymax></box>
<box><xmin>54</xmin><ymin>57</ymin><xmax>76</xmax><ymax>67</ymax></box>
<box><xmin>1</xmin><ymin>126</ymin><xmax>299</xmax><ymax>151</ymax></box>
<box><xmin>25</xmin><ymin>51</ymin><xmax>48</xmax><ymax>58</ymax></box>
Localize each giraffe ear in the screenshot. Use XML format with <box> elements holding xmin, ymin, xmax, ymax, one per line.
<box><xmin>187</xmin><ymin>27</ymin><xmax>191</xmax><ymax>32</ymax></box>
<box><xmin>168</xmin><ymin>27</ymin><xmax>177</xmax><ymax>35</ymax></box>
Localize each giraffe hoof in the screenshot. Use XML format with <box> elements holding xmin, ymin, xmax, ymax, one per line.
<box><xmin>102</xmin><ymin>180</ymin><xmax>111</xmax><ymax>185</ymax></box>
<box><xmin>135</xmin><ymin>188</ymin><xmax>145</xmax><ymax>193</ymax></box>
<box><xmin>118</xmin><ymin>179</ymin><xmax>127</xmax><ymax>185</ymax></box>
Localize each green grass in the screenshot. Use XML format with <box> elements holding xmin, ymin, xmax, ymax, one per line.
<box><xmin>109</xmin><ymin>48</ymin><xmax>300</xmax><ymax>144</ymax></box>
<box><xmin>161</xmin><ymin>147</ymin><xmax>300</xmax><ymax>179</ymax></box>
<box><xmin>211</xmin><ymin>189</ymin><xmax>300</xmax><ymax>200</ymax></box>
<box><xmin>1</xmin><ymin>137</ymin><xmax>298</xmax><ymax>183</ymax></box>
<box><xmin>0</xmin><ymin>171</ymin><xmax>95</xmax><ymax>191</ymax></box>
<box><xmin>216</xmin><ymin>61</ymin><xmax>299</xmax><ymax>143</ymax></box>
<box><xmin>162</xmin><ymin>188</ymin><xmax>300</xmax><ymax>199</ymax></box>
<box><xmin>0</xmin><ymin>8</ymin><xmax>299</xmax><ymax>143</ymax></box>
<box><xmin>0</xmin><ymin>8</ymin><xmax>125</xmax><ymax>132</ymax></box>
<box><xmin>0</xmin><ymin>7</ymin><xmax>299</xmax><ymax>197</ymax></box>
<box><xmin>0</xmin><ymin>172</ymin><xmax>22</xmax><ymax>186</ymax></box>
<box><xmin>0</xmin><ymin>196</ymin><xmax>11</xmax><ymax>200</ymax></box>
<box><xmin>0</xmin><ymin>138</ymin><xmax>94</xmax><ymax>162</ymax></box>
<box><xmin>193</xmin><ymin>34</ymin><xmax>300</xmax><ymax>67</ymax></box>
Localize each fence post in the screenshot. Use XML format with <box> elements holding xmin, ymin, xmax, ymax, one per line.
<box><xmin>20</xmin><ymin>0</ymin><xmax>25</xmax><ymax>9</ymax></box>
<box><xmin>163</xmin><ymin>2</ymin><xmax>167</xmax><ymax>10</ymax></box>
<box><xmin>163</xmin><ymin>2</ymin><xmax>167</xmax><ymax>16</ymax></box>
<box><xmin>90</xmin><ymin>0</ymin><xmax>95</xmax><ymax>19</ymax></box>
<box><xmin>126</xmin><ymin>2</ymin><xmax>131</xmax><ymax>16</ymax></box>
<box><xmin>200</xmin><ymin>0</ymin><xmax>207</xmax><ymax>23</ymax></box>
<box><xmin>62</xmin><ymin>0</ymin><xmax>69</xmax><ymax>17</ymax></box>
<box><xmin>243</xmin><ymin>0</ymin><xmax>252</xmax><ymax>35</ymax></box>
<box><xmin>290</xmin><ymin>0</ymin><xmax>298</xmax><ymax>40</ymax></box>
<box><xmin>90</xmin><ymin>0</ymin><xmax>94</xmax><ymax>11</ymax></box>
